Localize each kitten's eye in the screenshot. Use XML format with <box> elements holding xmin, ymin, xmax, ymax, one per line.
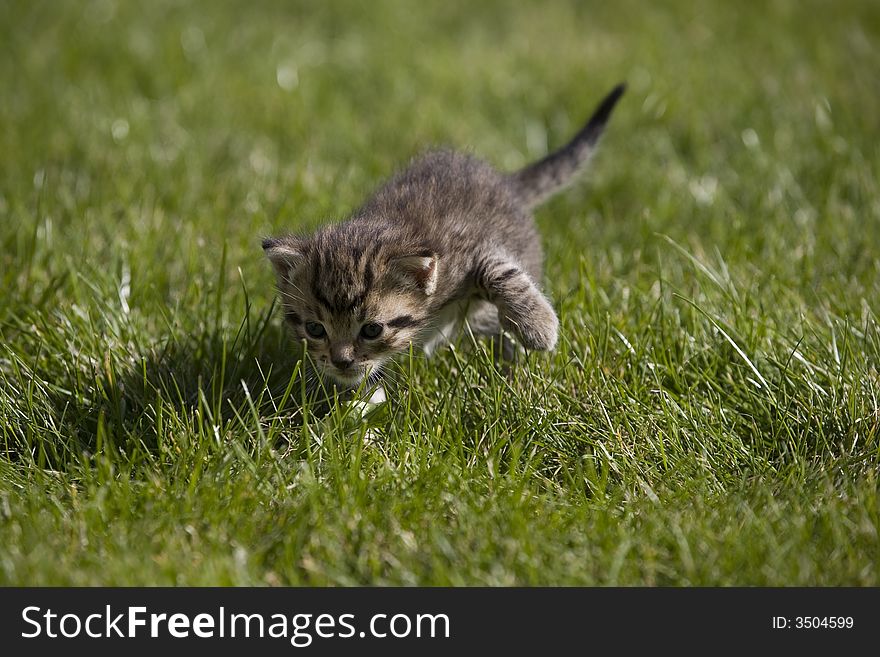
<box><xmin>305</xmin><ymin>321</ymin><xmax>326</xmax><ymax>339</ymax></box>
<box><xmin>360</xmin><ymin>322</ymin><xmax>383</xmax><ymax>339</ymax></box>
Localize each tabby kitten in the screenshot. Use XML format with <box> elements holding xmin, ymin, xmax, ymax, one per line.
<box><xmin>263</xmin><ymin>83</ymin><xmax>625</xmax><ymax>392</ymax></box>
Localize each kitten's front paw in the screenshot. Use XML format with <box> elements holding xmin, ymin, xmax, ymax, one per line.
<box><xmin>517</xmin><ymin>316</ymin><xmax>558</xmax><ymax>351</ymax></box>
<box><xmin>504</xmin><ymin>299</ymin><xmax>559</xmax><ymax>351</ymax></box>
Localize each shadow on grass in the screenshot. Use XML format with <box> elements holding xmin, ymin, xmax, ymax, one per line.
<box><xmin>33</xmin><ymin>303</ymin><xmax>311</xmax><ymax>468</ymax></box>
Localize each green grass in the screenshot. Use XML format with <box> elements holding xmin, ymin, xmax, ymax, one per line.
<box><xmin>1</xmin><ymin>0</ymin><xmax>879</xmax><ymax>585</ymax></box>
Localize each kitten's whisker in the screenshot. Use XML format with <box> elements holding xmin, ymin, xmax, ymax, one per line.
<box><xmin>279</xmin><ymin>289</ymin><xmax>306</xmax><ymax>305</ymax></box>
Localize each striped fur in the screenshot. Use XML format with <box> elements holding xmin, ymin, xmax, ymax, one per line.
<box><xmin>264</xmin><ymin>84</ymin><xmax>625</xmax><ymax>388</ymax></box>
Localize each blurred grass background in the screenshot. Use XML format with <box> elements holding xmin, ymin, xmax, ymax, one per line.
<box><xmin>0</xmin><ymin>0</ymin><xmax>878</xmax><ymax>584</ymax></box>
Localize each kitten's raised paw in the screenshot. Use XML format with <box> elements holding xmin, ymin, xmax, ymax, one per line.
<box><xmin>503</xmin><ymin>300</ymin><xmax>559</xmax><ymax>352</ymax></box>
<box><xmin>514</xmin><ymin>317</ymin><xmax>558</xmax><ymax>351</ymax></box>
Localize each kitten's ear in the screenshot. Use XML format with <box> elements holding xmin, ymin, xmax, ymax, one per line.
<box><xmin>262</xmin><ymin>237</ymin><xmax>304</xmax><ymax>280</ymax></box>
<box><xmin>388</xmin><ymin>253</ymin><xmax>439</xmax><ymax>296</ymax></box>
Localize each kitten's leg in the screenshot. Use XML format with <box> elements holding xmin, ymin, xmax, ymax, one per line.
<box><xmin>475</xmin><ymin>257</ymin><xmax>559</xmax><ymax>351</ymax></box>
<box><xmin>367</xmin><ymin>384</ymin><xmax>387</xmax><ymax>404</ymax></box>
<box><xmin>466</xmin><ymin>300</ymin><xmax>517</xmax><ymax>362</ymax></box>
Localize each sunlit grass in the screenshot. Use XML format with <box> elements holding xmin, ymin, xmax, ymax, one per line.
<box><xmin>1</xmin><ymin>0</ymin><xmax>878</xmax><ymax>585</ymax></box>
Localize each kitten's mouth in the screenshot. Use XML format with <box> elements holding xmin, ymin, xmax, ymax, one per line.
<box><xmin>325</xmin><ymin>366</ymin><xmax>367</xmax><ymax>387</ymax></box>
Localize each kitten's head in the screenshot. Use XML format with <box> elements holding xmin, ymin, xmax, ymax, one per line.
<box><xmin>262</xmin><ymin>232</ymin><xmax>438</xmax><ymax>388</ymax></box>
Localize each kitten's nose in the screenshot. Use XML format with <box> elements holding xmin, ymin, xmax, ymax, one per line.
<box><xmin>331</xmin><ymin>357</ymin><xmax>354</xmax><ymax>371</ymax></box>
<box><xmin>330</xmin><ymin>344</ymin><xmax>355</xmax><ymax>371</ymax></box>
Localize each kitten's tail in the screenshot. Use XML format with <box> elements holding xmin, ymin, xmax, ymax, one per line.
<box><xmin>510</xmin><ymin>83</ymin><xmax>626</xmax><ymax>208</ymax></box>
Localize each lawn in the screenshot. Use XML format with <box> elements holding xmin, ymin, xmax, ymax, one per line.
<box><xmin>1</xmin><ymin>0</ymin><xmax>878</xmax><ymax>585</ymax></box>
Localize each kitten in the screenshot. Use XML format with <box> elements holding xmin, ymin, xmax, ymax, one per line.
<box><xmin>263</xmin><ymin>83</ymin><xmax>625</xmax><ymax>395</ymax></box>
